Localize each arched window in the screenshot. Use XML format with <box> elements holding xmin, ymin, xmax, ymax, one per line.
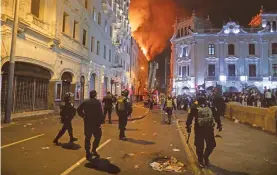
<box><xmin>184</xmin><ymin>27</ymin><xmax>187</xmax><ymax>35</ymax></box>
<box><xmin>208</xmin><ymin>44</ymin><xmax>215</xmax><ymax>55</ymax></box>
<box><xmin>180</xmin><ymin>28</ymin><xmax>184</xmax><ymax>37</ymax></box>
<box><xmin>228</xmin><ymin>44</ymin><xmax>235</xmax><ymax>55</ymax></box>
<box><xmin>177</xmin><ymin>29</ymin><xmax>180</xmax><ymax>38</ymax></box>
<box><xmin>90</xmin><ymin>74</ymin><xmax>96</xmax><ymax>91</ymax></box>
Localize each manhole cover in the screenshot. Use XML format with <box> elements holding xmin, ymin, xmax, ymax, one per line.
<box><xmin>150</xmin><ymin>156</ymin><xmax>187</xmax><ymax>173</ymax></box>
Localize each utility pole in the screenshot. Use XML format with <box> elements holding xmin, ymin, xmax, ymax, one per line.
<box><xmin>130</xmin><ymin>37</ymin><xmax>133</xmax><ymax>103</ymax></box>
<box><xmin>165</xmin><ymin>57</ymin><xmax>167</xmax><ymax>96</ymax></box>
<box><xmin>4</xmin><ymin>0</ymin><xmax>20</xmax><ymax>123</ymax></box>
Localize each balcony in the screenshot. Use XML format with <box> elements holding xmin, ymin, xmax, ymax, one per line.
<box><xmin>175</xmin><ymin>76</ymin><xmax>191</xmax><ymax>82</ymax></box>
<box><xmin>205</xmin><ymin>76</ymin><xmax>217</xmax><ymax>81</ymax></box>
<box><xmin>26</xmin><ymin>14</ymin><xmax>50</xmax><ymax>35</ymax></box>
<box><xmin>102</xmin><ymin>0</ymin><xmax>115</xmax><ymax>17</ymax></box>
<box><xmin>271</xmin><ymin>76</ymin><xmax>277</xmax><ymax>81</ymax></box>
<box><xmin>227</xmin><ymin>76</ymin><xmax>239</xmax><ymax>81</ymax></box>
<box><xmin>248</xmin><ymin>76</ymin><xmax>263</xmax><ymax>81</ymax></box>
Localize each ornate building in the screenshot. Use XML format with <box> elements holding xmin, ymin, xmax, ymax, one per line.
<box><xmin>171</xmin><ymin>8</ymin><xmax>277</xmax><ymax>95</ymax></box>
<box><xmin>1</xmin><ymin>0</ymin><xmax>142</xmax><ymax>114</ymax></box>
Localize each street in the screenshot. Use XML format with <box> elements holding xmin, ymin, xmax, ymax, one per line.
<box><xmin>1</xmin><ymin>104</ymin><xmax>277</xmax><ymax>175</ymax></box>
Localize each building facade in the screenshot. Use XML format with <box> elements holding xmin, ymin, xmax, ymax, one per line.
<box><xmin>171</xmin><ymin>8</ymin><xmax>277</xmax><ymax>95</ymax></box>
<box><xmin>1</xmin><ymin>0</ymin><xmax>141</xmax><ymax>114</ymax></box>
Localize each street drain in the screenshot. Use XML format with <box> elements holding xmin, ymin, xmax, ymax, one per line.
<box><xmin>150</xmin><ymin>156</ymin><xmax>187</xmax><ymax>173</ymax></box>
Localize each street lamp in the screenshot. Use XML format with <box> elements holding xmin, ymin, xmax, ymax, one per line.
<box><xmin>140</xmin><ymin>66</ymin><xmax>144</xmax><ymax>70</ymax></box>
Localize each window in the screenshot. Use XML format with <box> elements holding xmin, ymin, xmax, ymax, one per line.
<box><xmin>208</xmin><ymin>64</ymin><xmax>215</xmax><ymax>76</ymax></box>
<box><xmin>228</xmin><ymin>44</ymin><xmax>235</xmax><ymax>55</ymax></box>
<box><xmin>109</xmin><ymin>50</ymin><xmax>112</xmax><ymax>62</ymax></box>
<box><xmin>93</xmin><ymin>8</ymin><xmax>96</xmax><ymax>21</ymax></box>
<box><xmin>91</xmin><ymin>36</ymin><xmax>95</xmax><ymax>52</ymax></box>
<box><xmin>98</xmin><ymin>13</ymin><xmax>101</xmax><ymax>25</ymax></box>
<box><xmin>184</xmin><ymin>27</ymin><xmax>187</xmax><ymax>35</ymax></box>
<box><xmin>228</xmin><ymin>64</ymin><xmax>236</xmax><ymax>76</ymax></box>
<box><xmin>104</xmin><ymin>45</ymin><xmax>106</xmax><ymax>59</ymax></box>
<box><xmin>249</xmin><ymin>64</ymin><xmax>256</xmax><ymax>77</ymax></box>
<box><xmin>55</xmin><ymin>82</ymin><xmax>62</xmax><ymax>101</ymax></box>
<box><xmin>82</xmin><ymin>29</ymin><xmax>87</xmax><ymax>46</ymax></box>
<box><xmin>272</xmin><ymin>64</ymin><xmax>277</xmax><ymax>77</ymax></box>
<box><xmin>182</xmin><ymin>66</ymin><xmax>186</xmax><ymax>77</ymax></box>
<box><xmin>249</xmin><ymin>44</ymin><xmax>255</xmax><ymax>55</ymax></box>
<box><xmin>208</xmin><ymin>44</ymin><xmax>215</xmax><ymax>55</ymax></box>
<box><xmin>73</xmin><ymin>21</ymin><xmax>78</xmax><ymax>39</ymax></box>
<box><xmin>187</xmin><ymin>65</ymin><xmax>190</xmax><ymax>76</ymax></box>
<box><xmin>177</xmin><ymin>29</ymin><xmax>180</xmax><ymax>38</ymax></box>
<box><xmin>178</xmin><ymin>66</ymin><xmax>182</xmax><ymax>76</ymax></box>
<box><xmin>97</xmin><ymin>41</ymin><xmax>100</xmax><ymax>55</ymax></box>
<box><xmin>85</xmin><ymin>0</ymin><xmax>88</xmax><ymax>9</ymax></box>
<box><xmin>62</xmin><ymin>13</ymin><xmax>69</xmax><ymax>33</ymax></box>
<box><xmin>110</xmin><ymin>25</ymin><xmax>113</xmax><ymax>37</ymax></box>
<box><xmin>104</xmin><ymin>21</ymin><xmax>108</xmax><ymax>32</ymax></box>
<box><xmin>272</xmin><ymin>43</ymin><xmax>277</xmax><ymax>54</ymax></box>
<box><xmin>31</xmin><ymin>0</ymin><xmax>40</xmax><ymax>18</ymax></box>
<box><xmin>182</xmin><ymin>47</ymin><xmax>188</xmax><ymax>57</ymax></box>
<box><xmin>181</xmin><ymin>28</ymin><xmax>183</xmax><ymax>37</ymax></box>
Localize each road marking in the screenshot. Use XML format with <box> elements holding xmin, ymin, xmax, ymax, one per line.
<box><xmin>60</xmin><ymin>139</ymin><xmax>112</xmax><ymax>175</ymax></box>
<box><xmin>1</xmin><ymin>134</ymin><xmax>45</xmax><ymax>149</ymax></box>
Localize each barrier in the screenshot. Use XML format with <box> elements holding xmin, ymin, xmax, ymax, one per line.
<box><xmin>225</xmin><ymin>102</ymin><xmax>277</xmax><ymax>134</ymax></box>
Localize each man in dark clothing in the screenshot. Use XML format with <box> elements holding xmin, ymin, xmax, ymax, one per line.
<box><xmin>116</xmin><ymin>89</ymin><xmax>133</xmax><ymax>140</ymax></box>
<box><xmin>102</xmin><ymin>91</ymin><xmax>113</xmax><ymax>124</ymax></box>
<box><xmin>53</xmin><ymin>93</ymin><xmax>77</xmax><ymax>144</ymax></box>
<box><xmin>186</xmin><ymin>96</ymin><xmax>222</xmax><ymax>168</ymax></box>
<box><xmin>77</xmin><ymin>90</ymin><xmax>104</xmax><ymax>160</ymax></box>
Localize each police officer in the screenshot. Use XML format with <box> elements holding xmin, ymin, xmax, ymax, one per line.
<box><xmin>163</xmin><ymin>95</ymin><xmax>176</xmax><ymax>124</ymax></box>
<box><xmin>116</xmin><ymin>89</ymin><xmax>132</xmax><ymax>140</ymax></box>
<box><xmin>186</xmin><ymin>96</ymin><xmax>222</xmax><ymax>167</ymax></box>
<box><xmin>53</xmin><ymin>93</ymin><xmax>77</xmax><ymax>145</ymax></box>
<box><xmin>102</xmin><ymin>91</ymin><xmax>114</xmax><ymax>124</ymax></box>
<box><xmin>77</xmin><ymin>90</ymin><xmax>104</xmax><ymax>160</ymax></box>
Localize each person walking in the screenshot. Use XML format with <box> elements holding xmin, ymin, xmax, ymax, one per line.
<box><xmin>102</xmin><ymin>91</ymin><xmax>114</xmax><ymax>124</ymax></box>
<box><xmin>116</xmin><ymin>89</ymin><xmax>133</xmax><ymax>140</ymax></box>
<box><xmin>186</xmin><ymin>96</ymin><xmax>222</xmax><ymax>168</ymax></box>
<box><xmin>163</xmin><ymin>95</ymin><xmax>176</xmax><ymax>125</ymax></box>
<box><xmin>53</xmin><ymin>93</ymin><xmax>77</xmax><ymax>145</ymax></box>
<box><xmin>77</xmin><ymin>90</ymin><xmax>104</xmax><ymax>160</ymax></box>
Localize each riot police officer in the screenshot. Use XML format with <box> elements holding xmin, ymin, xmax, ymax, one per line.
<box><xmin>186</xmin><ymin>96</ymin><xmax>222</xmax><ymax>167</ymax></box>
<box><xmin>102</xmin><ymin>91</ymin><xmax>114</xmax><ymax>124</ymax></box>
<box><xmin>53</xmin><ymin>93</ymin><xmax>77</xmax><ymax>145</ymax></box>
<box><xmin>77</xmin><ymin>90</ymin><xmax>104</xmax><ymax>160</ymax></box>
<box><xmin>116</xmin><ymin>89</ymin><xmax>132</xmax><ymax>140</ymax></box>
<box><xmin>163</xmin><ymin>95</ymin><xmax>176</xmax><ymax>124</ymax></box>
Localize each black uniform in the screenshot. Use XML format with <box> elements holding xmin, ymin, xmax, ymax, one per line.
<box><xmin>102</xmin><ymin>94</ymin><xmax>113</xmax><ymax>123</ymax></box>
<box><xmin>53</xmin><ymin>101</ymin><xmax>76</xmax><ymax>144</ymax></box>
<box><xmin>116</xmin><ymin>96</ymin><xmax>132</xmax><ymax>140</ymax></box>
<box><xmin>186</xmin><ymin>98</ymin><xmax>222</xmax><ymax>167</ymax></box>
<box><xmin>77</xmin><ymin>97</ymin><xmax>104</xmax><ymax>158</ymax></box>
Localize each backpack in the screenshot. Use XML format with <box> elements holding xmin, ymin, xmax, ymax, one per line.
<box><xmin>197</xmin><ymin>106</ymin><xmax>214</xmax><ymax>127</ymax></box>
<box><xmin>117</xmin><ymin>96</ymin><xmax>126</xmax><ymax>111</ymax></box>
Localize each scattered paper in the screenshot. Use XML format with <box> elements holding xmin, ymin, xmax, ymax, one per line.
<box><xmin>150</xmin><ymin>157</ymin><xmax>186</xmax><ymax>172</ymax></box>
<box><xmin>153</xmin><ymin>133</ymin><xmax>158</xmax><ymax>136</ymax></box>
<box><xmin>30</xmin><ymin>128</ymin><xmax>35</xmax><ymax>131</ymax></box>
<box><xmin>252</xmin><ymin>124</ymin><xmax>257</xmax><ymax>127</ymax></box>
<box><xmin>234</xmin><ymin>119</ymin><xmax>239</xmax><ymax>123</ymax></box>
<box><xmin>107</xmin><ymin>157</ymin><xmax>112</xmax><ymax>160</ymax></box>
<box><xmin>170</xmin><ymin>144</ymin><xmax>173</xmax><ymax>147</ymax></box>
<box><xmin>41</xmin><ymin>146</ymin><xmax>50</xmax><ymax>150</ymax></box>
<box><xmin>134</xmin><ymin>165</ymin><xmax>139</xmax><ymax>169</ymax></box>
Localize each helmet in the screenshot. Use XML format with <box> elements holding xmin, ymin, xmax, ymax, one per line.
<box><xmin>64</xmin><ymin>92</ymin><xmax>73</xmax><ymax>102</ymax></box>
<box><xmin>197</xmin><ymin>96</ymin><xmax>207</xmax><ymax>106</ymax></box>
<box><xmin>121</xmin><ymin>89</ymin><xmax>129</xmax><ymax>97</ymax></box>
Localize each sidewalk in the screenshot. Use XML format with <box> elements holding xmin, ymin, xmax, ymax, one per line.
<box><xmin>175</xmin><ymin>111</ymin><xmax>277</xmax><ymax>175</ymax></box>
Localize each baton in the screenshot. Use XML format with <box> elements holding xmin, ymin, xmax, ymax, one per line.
<box><xmin>186</xmin><ymin>132</ymin><xmax>191</xmax><ymax>144</ymax></box>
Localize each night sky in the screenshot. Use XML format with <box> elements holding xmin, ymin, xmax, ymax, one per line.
<box><xmin>155</xmin><ymin>0</ymin><xmax>277</xmax><ymax>92</ymax></box>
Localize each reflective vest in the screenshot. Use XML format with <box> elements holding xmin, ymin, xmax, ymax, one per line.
<box><xmin>166</xmin><ymin>100</ymin><xmax>173</xmax><ymax>108</ymax></box>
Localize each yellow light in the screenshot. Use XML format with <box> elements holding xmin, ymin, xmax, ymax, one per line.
<box><xmin>142</xmin><ymin>47</ymin><xmax>147</xmax><ymax>56</ymax></box>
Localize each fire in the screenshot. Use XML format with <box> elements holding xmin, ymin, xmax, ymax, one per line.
<box><xmin>129</xmin><ymin>0</ymin><xmax>184</xmax><ymax>61</ymax></box>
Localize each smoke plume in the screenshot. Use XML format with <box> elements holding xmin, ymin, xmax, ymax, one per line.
<box><xmin>129</xmin><ymin>0</ymin><xmax>184</xmax><ymax>61</ymax></box>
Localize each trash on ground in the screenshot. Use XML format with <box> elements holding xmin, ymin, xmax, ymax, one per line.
<box><xmin>153</xmin><ymin>133</ymin><xmax>158</xmax><ymax>136</ymax></box>
<box><xmin>170</xmin><ymin>144</ymin><xmax>173</xmax><ymax>147</ymax></box>
<box><xmin>252</xmin><ymin>124</ymin><xmax>257</xmax><ymax>127</ymax></box>
<box><xmin>234</xmin><ymin>119</ymin><xmax>239</xmax><ymax>123</ymax></box>
<box><xmin>107</xmin><ymin>157</ymin><xmax>112</xmax><ymax>160</ymax></box>
<box><xmin>264</xmin><ymin>158</ymin><xmax>269</xmax><ymax>162</ymax></box>
<box><xmin>150</xmin><ymin>156</ymin><xmax>186</xmax><ymax>172</ymax></box>
<box><xmin>30</xmin><ymin>128</ymin><xmax>35</xmax><ymax>131</ymax></box>
<box><xmin>172</xmin><ymin>149</ymin><xmax>180</xmax><ymax>152</ymax></box>
<box><xmin>41</xmin><ymin>146</ymin><xmax>50</xmax><ymax>150</ymax></box>
<box><xmin>134</xmin><ymin>165</ymin><xmax>139</xmax><ymax>169</ymax></box>
<box><xmin>122</xmin><ymin>153</ymin><xmax>135</xmax><ymax>159</ymax></box>
<box><xmin>142</xmin><ymin>134</ymin><xmax>146</xmax><ymax>136</ymax></box>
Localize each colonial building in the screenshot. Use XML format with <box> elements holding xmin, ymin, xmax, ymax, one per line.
<box><xmin>171</xmin><ymin>8</ymin><xmax>277</xmax><ymax>95</ymax></box>
<box><xmin>1</xmin><ymin>0</ymin><xmax>141</xmax><ymax>114</ymax></box>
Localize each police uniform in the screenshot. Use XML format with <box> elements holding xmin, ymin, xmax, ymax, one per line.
<box><xmin>186</xmin><ymin>97</ymin><xmax>222</xmax><ymax>167</ymax></box>
<box><xmin>77</xmin><ymin>90</ymin><xmax>104</xmax><ymax>160</ymax></box>
<box><xmin>53</xmin><ymin>93</ymin><xmax>77</xmax><ymax>144</ymax></box>
<box><xmin>163</xmin><ymin>97</ymin><xmax>176</xmax><ymax>124</ymax></box>
<box><xmin>116</xmin><ymin>90</ymin><xmax>132</xmax><ymax>140</ymax></box>
<box><xmin>102</xmin><ymin>92</ymin><xmax>114</xmax><ymax>124</ymax></box>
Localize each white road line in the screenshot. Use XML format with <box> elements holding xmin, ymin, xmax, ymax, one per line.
<box><xmin>1</xmin><ymin>134</ymin><xmax>45</xmax><ymax>149</ymax></box>
<box><xmin>60</xmin><ymin>139</ymin><xmax>112</xmax><ymax>175</ymax></box>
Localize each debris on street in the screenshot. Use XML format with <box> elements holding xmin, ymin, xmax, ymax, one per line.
<box><xmin>134</xmin><ymin>165</ymin><xmax>139</xmax><ymax>169</ymax></box>
<box><xmin>153</xmin><ymin>133</ymin><xmax>158</xmax><ymax>136</ymax></box>
<box><xmin>170</xmin><ymin>144</ymin><xmax>173</xmax><ymax>147</ymax></box>
<box><xmin>172</xmin><ymin>149</ymin><xmax>180</xmax><ymax>152</ymax></box>
<box><xmin>41</xmin><ymin>146</ymin><xmax>50</xmax><ymax>150</ymax></box>
<box><xmin>234</xmin><ymin>119</ymin><xmax>239</xmax><ymax>123</ymax></box>
<box><xmin>150</xmin><ymin>157</ymin><xmax>186</xmax><ymax>172</ymax></box>
<box><xmin>30</xmin><ymin>128</ymin><xmax>35</xmax><ymax>131</ymax></box>
<box><xmin>24</xmin><ymin>123</ymin><xmax>33</xmax><ymax>127</ymax></box>
<box><xmin>107</xmin><ymin>157</ymin><xmax>112</xmax><ymax>160</ymax></box>
<box><xmin>122</xmin><ymin>153</ymin><xmax>135</xmax><ymax>159</ymax></box>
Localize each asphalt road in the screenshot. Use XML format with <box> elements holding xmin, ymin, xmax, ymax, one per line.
<box><xmin>2</xmin><ymin>106</ymin><xmax>277</xmax><ymax>175</ymax></box>
<box><xmin>1</xmin><ymin>106</ymin><xmax>193</xmax><ymax>175</ymax></box>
